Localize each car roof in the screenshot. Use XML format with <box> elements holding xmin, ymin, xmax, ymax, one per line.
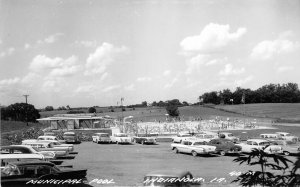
<box><xmin>0</xmin><ymin>154</ymin><xmax>43</xmax><ymax>159</ymax></box>
<box><xmin>145</xmin><ymin>170</ymin><xmax>192</xmax><ymax>178</ymax></box>
<box><xmin>8</xmin><ymin>160</ymin><xmax>55</xmax><ymax>167</ymax></box>
<box><xmin>95</xmin><ymin>133</ymin><xmax>109</xmax><ymax>135</ymax></box>
<box><xmin>64</xmin><ymin>132</ymin><xmax>75</xmax><ymax>134</ymax></box>
<box><xmin>2</xmin><ymin>145</ymin><xmax>32</xmax><ymax>149</ymax></box>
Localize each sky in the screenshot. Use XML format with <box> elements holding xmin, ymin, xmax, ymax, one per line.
<box><xmin>0</xmin><ymin>0</ymin><xmax>300</xmax><ymax>108</ymax></box>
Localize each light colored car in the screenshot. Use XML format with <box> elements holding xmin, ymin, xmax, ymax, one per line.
<box><xmin>237</xmin><ymin>139</ymin><xmax>283</xmax><ymax>154</ymax></box>
<box><xmin>172</xmin><ymin>133</ymin><xmax>193</xmax><ymax>143</ymax></box>
<box><xmin>276</xmin><ymin>132</ymin><xmax>299</xmax><ymax>142</ymax></box>
<box><xmin>92</xmin><ymin>133</ymin><xmax>111</xmax><ymax>143</ymax></box>
<box><xmin>37</xmin><ymin>135</ymin><xmax>66</xmax><ymax>144</ymax></box>
<box><xmin>171</xmin><ymin>140</ymin><xmax>217</xmax><ymax>157</ymax></box>
<box><xmin>195</xmin><ymin>131</ymin><xmax>218</xmax><ymax>140</ymax></box>
<box><xmin>1</xmin><ymin>145</ymin><xmax>55</xmax><ymax>160</ymax></box>
<box><xmin>0</xmin><ymin>154</ymin><xmax>44</xmax><ymax>169</ymax></box>
<box><xmin>260</xmin><ymin>133</ymin><xmax>281</xmax><ymax>140</ymax></box>
<box><xmin>269</xmin><ymin>140</ymin><xmax>300</xmax><ymax>156</ymax></box>
<box><xmin>22</xmin><ymin>139</ymin><xmax>74</xmax><ymax>152</ymax></box>
<box><xmin>110</xmin><ymin>133</ymin><xmax>132</xmax><ymax>144</ymax></box>
<box><xmin>219</xmin><ymin>132</ymin><xmax>239</xmax><ymax>143</ymax></box>
<box><xmin>22</xmin><ymin>142</ymin><xmax>70</xmax><ymax>158</ymax></box>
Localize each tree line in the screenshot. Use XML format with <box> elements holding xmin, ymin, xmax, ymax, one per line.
<box><xmin>199</xmin><ymin>83</ymin><xmax>300</xmax><ymax>105</ymax></box>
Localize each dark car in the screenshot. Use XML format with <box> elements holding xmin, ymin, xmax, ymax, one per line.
<box><xmin>133</xmin><ymin>134</ymin><xmax>157</xmax><ymax>145</ymax></box>
<box><xmin>63</xmin><ymin>132</ymin><xmax>81</xmax><ymax>144</ymax></box>
<box><xmin>208</xmin><ymin>139</ymin><xmax>242</xmax><ymax>156</ymax></box>
<box><xmin>1</xmin><ymin>160</ymin><xmax>87</xmax><ymax>186</ymax></box>
<box><xmin>143</xmin><ymin>170</ymin><xmax>201</xmax><ymax>187</ymax></box>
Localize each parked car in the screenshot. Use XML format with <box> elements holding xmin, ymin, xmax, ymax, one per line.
<box><xmin>219</xmin><ymin>132</ymin><xmax>239</xmax><ymax>143</ymax></box>
<box><xmin>237</xmin><ymin>139</ymin><xmax>283</xmax><ymax>154</ymax></box>
<box><xmin>1</xmin><ymin>160</ymin><xmax>87</xmax><ymax>186</ymax></box>
<box><xmin>269</xmin><ymin>140</ymin><xmax>300</xmax><ymax>156</ymax></box>
<box><xmin>194</xmin><ymin>131</ymin><xmax>218</xmax><ymax>141</ymax></box>
<box><xmin>22</xmin><ymin>139</ymin><xmax>74</xmax><ymax>152</ymax></box>
<box><xmin>21</xmin><ymin>142</ymin><xmax>74</xmax><ymax>159</ymax></box>
<box><xmin>133</xmin><ymin>134</ymin><xmax>156</xmax><ymax>145</ymax></box>
<box><xmin>207</xmin><ymin>139</ymin><xmax>242</xmax><ymax>156</ymax></box>
<box><xmin>92</xmin><ymin>133</ymin><xmax>111</xmax><ymax>144</ymax></box>
<box><xmin>1</xmin><ymin>145</ymin><xmax>55</xmax><ymax>160</ymax></box>
<box><xmin>260</xmin><ymin>133</ymin><xmax>281</xmax><ymax>140</ymax></box>
<box><xmin>37</xmin><ymin>135</ymin><xmax>66</xmax><ymax>144</ymax></box>
<box><xmin>63</xmin><ymin>131</ymin><xmax>81</xmax><ymax>144</ymax></box>
<box><xmin>276</xmin><ymin>132</ymin><xmax>299</xmax><ymax>142</ymax></box>
<box><xmin>143</xmin><ymin>170</ymin><xmax>201</xmax><ymax>187</ymax></box>
<box><xmin>0</xmin><ymin>154</ymin><xmax>44</xmax><ymax>170</ymax></box>
<box><xmin>171</xmin><ymin>140</ymin><xmax>216</xmax><ymax>157</ymax></box>
<box><xmin>110</xmin><ymin>133</ymin><xmax>132</xmax><ymax>144</ymax></box>
<box><xmin>172</xmin><ymin>133</ymin><xmax>193</xmax><ymax>143</ymax></box>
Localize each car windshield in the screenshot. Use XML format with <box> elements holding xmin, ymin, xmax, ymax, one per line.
<box><xmin>181</xmin><ymin>134</ymin><xmax>191</xmax><ymax>137</ymax></box>
<box><xmin>259</xmin><ymin>142</ymin><xmax>270</xmax><ymax>146</ymax></box>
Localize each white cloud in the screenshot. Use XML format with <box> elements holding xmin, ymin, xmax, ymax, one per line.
<box><xmin>84</xmin><ymin>43</ymin><xmax>129</xmax><ymax>76</ymax></box>
<box><xmin>164</xmin><ymin>77</ymin><xmax>178</xmax><ymax>89</ymax></box>
<box><xmin>219</xmin><ymin>64</ymin><xmax>245</xmax><ymax>76</ymax></box>
<box><xmin>24</xmin><ymin>43</ymin><xmax>31</xmax><ymax>49</ymax></box>
<box><xmin>37</xmin><ymin>33</ymin><xmax>64</xmax><ymax>44</ymax></box>
<box><xmin>100</xmin><ymin>72</ymin><xmax>109</xmax><ymax>81</ymax></box>
<box><xmin>102</xmin><ymin>85</ymin><xmax>120</xmax><ymax>92</ymax></box>
<box><xmin>136</xmin><ymin>77</ymin><xmax>152</xmax><ymax>82</ymax></box>
<box><xmin>29</xmin><ymin>55</ymin><xmax>80</xmax><ymax>77</ymax></box>
<box><xmin>185</xmin><ymin>55</ymin><xmax>226</xmax><ymax>74</ymax></box>
<box><xmin>74</xmin><ymin>40</ymin><xmax>97</xmax><ymax>48</ymax></box>
<box><xmin>124</xmin><ymin>84</ymin><xmax>135</xmax><ymax>91</ymax></box>
<box><xmin>75</xmin><ymin>85</ymin><xmax>97</xmax><ymax>93</ymax></box>
<box><xmin>277</xmin><ymin>66</ymin><xmax>294</xmax><ymax>73</ymax></box>
<box><xmin>163</xmin><ymin>70</ymin><xmax>171</xmax><ymax>76</ymax></box>
<box><xmin>0</xmin><ymin>47</ymin><xmax>15</xmax><ymax>58</ymax></box>
<box><xmin>234</xmin><ymin>75</ymin><xmax>254</xmax><ymax>86</ymax></box>
<box><xmin>180</xmin><ymin>23</ymin><xmax>247</xmax><ymax>53</ymax></box>
<box><xmin>0</xmin><ymin>77</ymin><xmax>20</xmax><ymax>86</ymax></box>
<box><xmin>251</xmin><ymin>35</ymin><xmax>300</xmax><ymax>60</ymax></box>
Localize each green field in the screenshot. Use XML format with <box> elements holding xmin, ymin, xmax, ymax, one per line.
<box><xmin>213</xmin><ymin>103</ymin><xmax>300</xmax><ymax>123</ymax></box>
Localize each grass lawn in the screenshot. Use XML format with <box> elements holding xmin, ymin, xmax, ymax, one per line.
<box><xmin>213</xmin><ymin>103</ymin><xmax>300</xmax><ymax>122</ymax></box>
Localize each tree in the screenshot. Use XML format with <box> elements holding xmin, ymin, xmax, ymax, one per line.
<box><xmin>45</xmin><ymin>106</ymin><xmax>54</xmax><ymax>111</ymax></box>
<box><xmin>166</xmin><ymin>105</ymin><xmax>180</xmax><ymax>117</ymax></box>
<box><xmin>141</xmin><ymin>101</ymin><xmax>147</xmax><ymax>107</ymax></box>
<box><xmin>88</xmin><ymin>107</ymin><xmax>96</xmax><ymax>113</ymax></box>
<box><xmin>232</xmin><ymin>148</ymin><xmax>292</xmax><ymax>186</ymax></box>
<box><xmin>2</xmin><ymin>103</ymin><xmax>40</xmax><ymax>122</ymax></box>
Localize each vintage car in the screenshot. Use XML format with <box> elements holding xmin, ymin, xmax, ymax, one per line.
<box><xmin>276</xmin><ymin>132</ymin><xmax>299</xmax><ymax>142</ymax></box>
<box><xmin>172</xmin><ymin>133</ymin><xmax>193</xmax><ymax>143</ymax></box>
<box><xmin>37</xmin><ymin>135</ymin><xmax>66</xmax><ymax>144</ymax></box>
<box><xmin>194</xmin><ymin>131</ymin><xmax>218</xmax><ymax>141</ymax></box>
<box><xmin>219</xmin><ymin>132</ymin><xmax>239</xmax><ymax>143</ymax></box>
<box><xmin>269</xmin><ymin>140</ymin><xmax>300</xmax><ymax>156</ymax></box>
<box><xmin>237</xmin><ymin>139</ymin><xmax>283</xmax><ymax>154</ymax></box>
<box><xmin>92</xmin><ymin>133</ymin><xmax>111</xmax><ymax>143</ymax></box>
<box><xmin>207</xmin><ymin>139</ymin><xmax>242</xmax><ymax>156</ymax></box>
<box><xmin>22</xmin><ymin>139</ymin><xmax>74</xmax><ymax>152</ymax></box>
<box><xmin>133</xmin><ymin>134</ymin><xmax>157</xmax><ymax>145</ymax></box>
<box><xmin>1</xmin><ymin>145</ymin><xmax>55</xmax><ymax>160</ymax></box>
<box><xmin>1</xmin><ymin>160</ymin><xmax>87</xmax><ymax>186</ymax></box>
<box><xmin>171</xmin><ymin>140</ymin><xmax>216</xmax><ymax>157</ymax></box>
<box><xmin>21</xmin><ymin>142</ymin><xmax>74</xmax><ymax>159</ymax></box>
<box><xmin>110</xmin><ymin>133</ymin><xmax>132</xmax><ymax>144</ymax></box>
<box><xmin>143</xmin><ymin>170</ymin><xmax>201</xmax><ymax>186</ymax></box>
<box><xmin>63</xmin><ymin>131</ymin><xmax>81</xmax><ymax>144</ymax></box>
<box><xmin>260</xmin><ymin>133</ymin><xmax>281</xmax><ymax>140</ymax></box>
<box><xmin>0</xmin><ymin>154</ymin><xmax>44</xmax><ymax>170</ymax></box>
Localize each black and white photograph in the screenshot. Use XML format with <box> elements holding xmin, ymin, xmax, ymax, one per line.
<box><xmin>1</xmin><ymin>0</ymin><xmax>300</xmax><ymax>186</ymax></box>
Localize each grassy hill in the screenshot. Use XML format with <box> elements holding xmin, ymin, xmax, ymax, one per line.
<box><xmin>213</xmin><ymin>103</ymin><xmax>300</xmax><ymax>123</ymax></box>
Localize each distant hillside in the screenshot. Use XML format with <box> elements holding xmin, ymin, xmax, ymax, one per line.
<box><xmin>213</xmin><ymin>103</ymin><xmax>300</xmax><ymax>123</ymax></box>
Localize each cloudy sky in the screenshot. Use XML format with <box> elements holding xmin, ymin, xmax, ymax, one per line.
<box><xmin>0</xmin><ymin>0</ymin><xmax>300</xmax><ymax>108</ymax></box>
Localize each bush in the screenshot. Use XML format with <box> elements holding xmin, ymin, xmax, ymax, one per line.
<box><xmin>88</xmin><ymin>107</ymin><xmax>96</xmax><ymax>113</ymax></box>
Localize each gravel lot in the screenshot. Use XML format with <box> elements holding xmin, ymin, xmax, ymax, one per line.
<box><xmin>62</xmin><ymin>141</ymin><xmax>298</xmax><ymax>187</ymax></box>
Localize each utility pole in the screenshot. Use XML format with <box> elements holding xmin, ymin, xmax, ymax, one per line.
<box><xmin>23</xmin><ymin>94</ymin><xmax>29</xmax><ymax>126</ymax></box>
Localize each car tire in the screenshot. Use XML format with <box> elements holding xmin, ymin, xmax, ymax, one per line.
<box><xmin>116</xmin><ymin>141</ymin><xmax>119</xmax><ymax>144</ymax></box>
<box><xmin>220</xmin><ymin>151</ymin><xmax>226</xmax><ymax>156</ymax></box>
<box><xmin>133</xmin><ymin>139</ymin><xmax>137</xmax><ymax>143</ymax></box>
<box><xmin>284</xmin><ymin>151</ymin><xmax>290</xmax><ymax>156</ymax></box>
<box><xmin>174</xmin><ymin>148</ymin><xmax>179</xmax><ymax>154</ymax></box>
<box><xmin>192</xmin><ymin>151</ymin><xmax>197</xmax><ymax>157</ymax></box>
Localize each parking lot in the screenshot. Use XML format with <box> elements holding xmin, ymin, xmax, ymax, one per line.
<box><xmin>62</xmin><ymin>141</ymin><xmax>297</xmax><ymax>186</ymax></box>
